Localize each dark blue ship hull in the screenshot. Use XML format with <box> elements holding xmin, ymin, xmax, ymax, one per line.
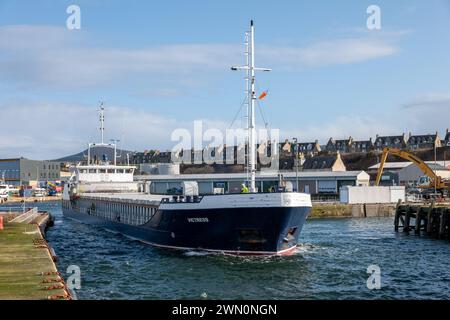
<box><xmin>63</xmin><ymin>204</ymin><xmax>310</xmax><ymax>255</ymax></box>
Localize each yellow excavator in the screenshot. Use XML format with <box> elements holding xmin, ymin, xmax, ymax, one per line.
<box><xmin>375</xmin><ymin>147</ymin><xmax>450</xmax><ymax>193</ymax></box>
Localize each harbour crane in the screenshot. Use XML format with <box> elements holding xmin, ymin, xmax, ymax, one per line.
<box><xmin>375</xmin><ymin>147</ymin><xmax>450</xmax><ymax>192</ymax></box>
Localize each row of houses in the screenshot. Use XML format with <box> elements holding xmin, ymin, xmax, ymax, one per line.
<box><xmin>131</xmin><ymin>129</ymin><xmax>450</xmax><ymax>165</ymax></box>
<box><xmin>284</xmin><ymin>130</ymin><xmax>450</xmax><ymax>156</ymax></box>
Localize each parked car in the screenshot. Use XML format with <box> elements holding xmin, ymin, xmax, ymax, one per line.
<box><xmin>0</xmin><ymin>184</ymin><xmax>9</xmax><ymax>202</ymax></box>
<box><xmin>33</xmin><ymin>188</ymin><xmax>47</xmax><ymax>197</ymax></box>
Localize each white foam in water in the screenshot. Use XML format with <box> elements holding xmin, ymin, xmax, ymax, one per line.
<box><xmin>296</xmin><ymin>243</ymin><xmax>325</xmax><ymax>254</ymax></box>
<box><xmin>356</xmin><ymin>236</ymin><xmax>381</xmax><ymax>240</ymax></box>
<box><xmin>183</xmin><ymin>250</ymin><xmax>213</xmax><ymax>257</ymax></box>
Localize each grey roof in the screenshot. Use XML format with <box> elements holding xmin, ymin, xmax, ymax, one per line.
<box><xmin>369</xmin><ymin>162</ymin><xmax>411</xmax><ymax>170</ymax></box>
<box><xmin>427</xmin><ymin>163</ymin><xmax>450</xmax><ymax>171</ymax></box>
<box><xmin>302</xmin><ymin>156</ymin><xmax>336</xmax><ymax>170</ymax></box>
<box><xmin>353</xmin><ymin>139</ymin><xmax>373</xmax><ymax>144</ymax></box>
<box><xmin>369</xmin><ymin>161</ymin><xmax>450</xmax><ymax>170</ymax></box>
<box><xmin>408</xmin><ymin>134</ymin><xmax>437</xmax><ymax>144</ymax></box>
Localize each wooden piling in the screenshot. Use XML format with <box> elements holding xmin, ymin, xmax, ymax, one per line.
<box><xmin>394</xmin><ymin>199</ymin><xmax>402</xmax><ymax>232</ymax></box>
<box><xmin>439</xmin><ymin>210</ymin><xmax>447</xmax><ymax>240</ymax></box>
<box><xmin>403</xmin><ymin>205</ymin><xmax>411</xmax><ymax>233</ymax></box>
<box><xmin>425</xmin><ymin>201</ymin><xmax>435</xmax><ymax>234</ymax></box>
<box><xmin>415</xmin><ymin>207</ymin><xmax>423</xmax><ymax>235</ymax></box>
<box><xmin>394</xmin><ymin>207</ymin><xmax>400</xmax><ymax>232</ymax></box>
<box><xmin>394</xmin><ymin>201</ymin><xmax>449</xmax><ymax>241</ymax></box>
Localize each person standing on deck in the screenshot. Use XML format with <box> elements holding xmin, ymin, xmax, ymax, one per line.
<box><xmin>241</xmin><ymin>184</ymin><xmax>249</xmax><ymax>193</ymax></box>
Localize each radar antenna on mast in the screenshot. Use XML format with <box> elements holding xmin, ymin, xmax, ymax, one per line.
<box><xmin>99</xmin><ymin>101</ymin><xmax>105</xmax><ymax>145</ymax></box>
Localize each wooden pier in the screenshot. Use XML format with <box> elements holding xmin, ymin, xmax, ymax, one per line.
<box><xmin>0</xmin><ymin>208</ymin><xmax>71</xmax><ymax>300</ymax></box>
<box><xmin>394</xmin><ymin>200</ymin><xmax>450</xmax><ymax>240</ymax></box>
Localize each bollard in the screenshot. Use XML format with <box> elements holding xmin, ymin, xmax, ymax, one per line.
<box><xmin>0</xmin><ymin>215</ymin><xmax>3</xmax><ymax>230</ymax></box>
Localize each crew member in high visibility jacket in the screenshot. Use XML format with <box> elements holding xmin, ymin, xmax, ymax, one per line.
<box><xmin>241</xmin><ymin>184</ymin><xmax>249</xmax><ymax>193</ymax></box>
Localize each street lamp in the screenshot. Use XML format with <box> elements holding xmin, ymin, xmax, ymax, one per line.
<box><xmin>292</xmin><ymin>137</ymin><xmax>299</xmax><ymax>192</ymax></box>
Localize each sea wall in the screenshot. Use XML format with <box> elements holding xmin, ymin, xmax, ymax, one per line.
<box><xmin>310</xmin><ymin>203</ymin><xmax>396</xmax><ymax>219</ymax></box>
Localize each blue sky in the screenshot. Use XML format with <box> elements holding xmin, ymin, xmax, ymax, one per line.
<box><xmin>0</xmin><ymin>0</ymin><xmax>449</xmax><ymax>159</ymax></box>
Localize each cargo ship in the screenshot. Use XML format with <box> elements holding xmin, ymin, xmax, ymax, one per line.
<box><xmin>62</xmin><ymin>21</ymin><xmax>312</xmax><ymax>255</ymax></box>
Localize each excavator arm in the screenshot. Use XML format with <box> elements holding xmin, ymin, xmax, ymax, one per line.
<box><xmin>375</xmin><ymin>147</ymin><xmax>445</xmax><ymax>188</ymax></box>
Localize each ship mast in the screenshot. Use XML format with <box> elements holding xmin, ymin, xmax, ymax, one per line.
<box><xmin>99</xmin><ymin>101</ymin><xmax>105</xmax><ymax>145</ymax></box>
<box><xmin>87</xmin><ymin>102</ymin><xmax>113</xmax><ymax>165</ymax></box>
<box><xmin>232</xmin><ymin>20</ymin><xmax>271</xmax><ymax>192</ymax></box>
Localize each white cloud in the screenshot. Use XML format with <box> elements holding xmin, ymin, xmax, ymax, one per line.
<box><xmin>260</xmin><ymin>39</ymin><xmax>397</xmax><ymax>68</ymax></box>
<box><xmin>0</xmin><ymin>101</ymin><xmax>230</xmax><ymax>160</ymax></box>
<box><xmin>402</xmin><ymin>93</ymin><xmax>450</xmax><ymax>110</ymax></box>
<box><xmin>0</xmin><ymin>25</ymin><xmax>400</xmax><ymax>90</ymax></box>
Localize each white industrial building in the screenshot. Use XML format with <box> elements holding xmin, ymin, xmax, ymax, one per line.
<box><xmin>340</xmin><ymin>186</ymin><xmax>405</xmax><ymax>204</ymax></box>
<box><xmin>136</xmin><ymin>171</ymin><xmax>370</xmax><ymax>196</ymax></box>
<box><xmin>397</xmin><ymin>163</ymin><xmax>450</xmax><ymax>186</ymax></box>
<box><xmin>368</xmin><ymin>161</ymin><xmax>450</xmax><ymax>186</ymax></box>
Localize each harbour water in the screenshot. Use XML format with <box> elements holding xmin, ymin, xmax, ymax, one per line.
<box><xmin>3</xmin><ymin>202</ymin><xmax>448</xmax><ymax>300</ymax></box>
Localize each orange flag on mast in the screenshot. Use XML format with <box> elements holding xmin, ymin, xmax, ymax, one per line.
<box><xmin>258</xmin><ymin>90</ymin><xmax>268</xmax><ymax>100</ymax></box>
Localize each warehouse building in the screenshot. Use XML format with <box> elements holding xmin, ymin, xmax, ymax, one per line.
<box><xmin>368</xmin><ymin>161</ymin><xmax>450</xmax><ymax>187</ymax></box>
<box><xmin>397</xmin><ymin>163</ymin><xmax>450</xmax><ymax>186</ymax></box>
<box><xmin>0</xmin><ymin>158</ymin><xmax>61</xmax><ymax>186</ymax></box>
<box><xmin>136</xmin><ymin>171</ymin><xmax>370</xmax><ymax>196</ymax></box>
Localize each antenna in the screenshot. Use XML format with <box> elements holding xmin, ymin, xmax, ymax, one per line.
<box><xmin>231</xmin><ymin>20</ymin><xmax>271</xmax><ymax>193</ymax></box>
<box><xmin>99</xmin><ymin>101</ymin><xmax>105</xmax><ymax>145</ymax></box>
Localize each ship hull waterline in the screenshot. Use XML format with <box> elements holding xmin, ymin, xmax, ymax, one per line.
<box><xmin>62</xmin><ymin>205</ymin><xmax>310</xmax><ymax>256</ymax></box>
